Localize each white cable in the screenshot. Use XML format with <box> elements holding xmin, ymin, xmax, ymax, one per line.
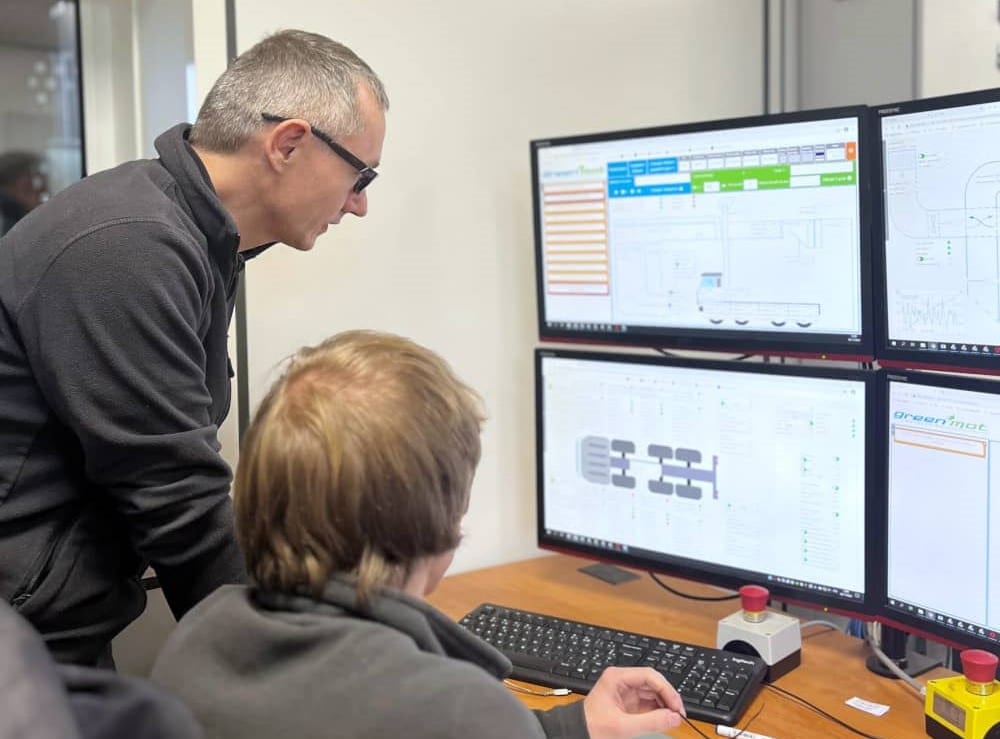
<box><xmin>799</xmin><ymin>620</ymin><xmax>846</xmax><ymax>634</ymax></box>
<box><xmin>864</xmin><ymin>622</ymin><xmax>926</xmax><ymax>696</ymax></box>
<box><xmin>503</xmin><ymin>680</ymin><xmax>572</xmax><ymax>697</ymax></box>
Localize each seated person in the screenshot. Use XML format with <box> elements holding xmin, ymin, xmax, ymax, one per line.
<box><xmin>151</xmin><ymin>330</ymin><xmax>685</xmax><ymax>739</ymax></box>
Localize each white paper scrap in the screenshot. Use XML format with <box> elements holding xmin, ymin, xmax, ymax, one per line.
<box><xmin>845</xmin><ymin>696</ymin><xmax>890</xmax><ymax>716</ymax></box>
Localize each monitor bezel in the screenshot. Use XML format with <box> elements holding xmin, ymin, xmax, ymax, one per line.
<box><xmin>877</xmin><ymin>368</ymin><xmax>1000</xmax><ymax>654</ymax></box>
<box><xmin>873</xmin><ymin>86</ymin><xmax>1000</xmax><ymax>373</ymax></box>
<box><xmin>534</xmin><ymin>347</ymin><xmax>881</xmax><ymax>618</ymax></box>
<box><xmin>531</xmin><ymin>105</ymin><xmax>876</xmax><ymax>360</ymax></box>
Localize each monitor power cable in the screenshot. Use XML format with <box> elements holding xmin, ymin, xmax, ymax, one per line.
<box><xmin>863</xmin><ymin>622</ymin><xmax>927</xmax><ymax>696</ymax></box>
<box><xmin>648</xmin><ymin>572</ymin><xmax>740</xmax><ymax>601</ymax></box>
<box><xmin>799</xmin><ymin>619</ymin><xmax>848</xmax><ymax>636</ymax></box>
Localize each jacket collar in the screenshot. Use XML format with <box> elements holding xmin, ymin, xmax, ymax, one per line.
<box><xmin>254</xmin><ymin>578</ymin><xmax>511</xmax><ymax>680</ymax></box>
<box><xmin>154</xmin><ymin>124</ymin><xmax>274</xmax><ymax>281</ymax></box>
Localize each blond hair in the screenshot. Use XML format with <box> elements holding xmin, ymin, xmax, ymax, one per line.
<box><xmin>234</xmin><ymin>331</ymin><xmax>484</xmax><ymax>604</ymax></box>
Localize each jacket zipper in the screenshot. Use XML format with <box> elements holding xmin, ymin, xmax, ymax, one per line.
<box><xmin>9</xmin><ymin>512</ymin><xmax>77</xmax><ymax>609</ymax></box>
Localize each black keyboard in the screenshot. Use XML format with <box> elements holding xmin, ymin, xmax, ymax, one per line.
<box><xmin>459</xmin><ymin>603</ymin><xmax>767</xmax><ymax>726</ymax></box>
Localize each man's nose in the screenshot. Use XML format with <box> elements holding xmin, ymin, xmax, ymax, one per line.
<box><xmin>343</xmin><ymin>189</ymin><xmax>368</xmax><ymax>218</ymax></box>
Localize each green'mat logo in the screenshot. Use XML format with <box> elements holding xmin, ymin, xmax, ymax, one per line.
<box><xmin>893</xmin><ymin>410</ymin><xmax>987</xmax><ymax>432</ymax></box>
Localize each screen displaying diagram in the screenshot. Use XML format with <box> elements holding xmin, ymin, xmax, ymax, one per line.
<box><xmin>886</xmin><ymin>379</ymin><xmax>1000</xmax><ymax>645</ymax></box>
<box><xmin>539</xmin><ymin>355</ymin><xmax>868</xmax><ymax>599</ymax></box>
<box><xmin>536</xmin><ymin>115</ymin><xmax>865</xmax><ymax>340</ymax></box>
<box><xmin>882</xmin><ymin>99</ymin><xmax>1000</xmax><ymax>358</ymax></box>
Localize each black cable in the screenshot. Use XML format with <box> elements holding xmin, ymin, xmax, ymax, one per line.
<box><xmin>648</xmin><ymin>572</ymin><xmax>740</xmax><ymax>602</ymax></box>
<box><xmin>730</xmin><ymin>702</ymin><xmax>765</xmax><ymax>737</ymax></box>
<box><xmin>655</xmin><ymin>348</ymin><xmax>676</xmax><ymax>357</ymax></box>
<box><xmin>683</xmin><ymin>702</ymin><xmax>765</xmax><ymax>738</ymax></box>
<box><xmin>681</xmin><ymin>717</ymin><xmax>713</xmax><ymax>738</ymax></box>
<box><xmin>765</xmin><ymin>684</ymin><xmax>886</xmax><ymax>739</ymax></box>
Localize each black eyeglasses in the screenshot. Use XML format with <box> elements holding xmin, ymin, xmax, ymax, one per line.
<box><xmin>261</xmin><ymin>112</ymin><xmax>378</xmax><ymax>193</ymax></box>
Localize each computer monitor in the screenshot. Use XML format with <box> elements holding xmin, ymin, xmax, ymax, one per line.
<box><xmin>532</xmin><ymin>106</ymin><xmax>874</xmax><ymax>358</ymax></box>
<box><xmin>875</xmin><ymin>87</ymin><xmax>1000</xmax><ymax>372</ymax></box>
<box><xmin>536</xmin><ymin>348</ymin><xmax>878</xmax><ymax>615</ymax></box>
<box><xmin>880</xmin><ymin>369</ymin><xmax>1000</xmax><ymax>656</ymax></box>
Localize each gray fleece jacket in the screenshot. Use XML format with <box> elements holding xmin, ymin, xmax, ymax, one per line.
<box><xmin>151</xmin><ymin>581</ymin><xmax>590</xmax><ymax>739</ymax></box>
<box><xmin>0</xmin><ymin>124</ymin><xmax>253</xmax><ymax>664</ymax></box>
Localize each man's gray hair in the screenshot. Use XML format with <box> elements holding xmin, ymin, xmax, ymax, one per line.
<box><xmin>190</xmin><ymin>30</ymin><xmax>389</xmax><ymax>153</ymax></box>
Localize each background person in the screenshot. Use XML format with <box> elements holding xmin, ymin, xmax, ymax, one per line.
<box><xmin>0</xmin><ymin>150</ymin><xmax>47</xmax><ymax>236</ymax></box>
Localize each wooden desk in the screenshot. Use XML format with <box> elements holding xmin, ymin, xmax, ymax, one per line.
<box><xmin>428</xmin><ymin>554</ymin><xmax>948</xmax><ymax>738</ymax></box>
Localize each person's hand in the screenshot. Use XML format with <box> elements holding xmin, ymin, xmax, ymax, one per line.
<box><xmin>581</xmin><ymin>666</ymin><xmax>686</xmax><ymax>739</ymax></box>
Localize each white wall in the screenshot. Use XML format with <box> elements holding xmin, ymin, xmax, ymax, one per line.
<box><xmin>237</xmin><ymin>0</ymin><xmax>765</xmax><ymax>574</ymax></box>
<box><xmin>920</xmin><ymin>0</ymin><xmax>1000</xmax><ymax>96</ymax></box>
<box><xmin>133</xmin><ymin>0</ymin><xmax>194</xmax><ymax>158</ymax></box>
<box><xmin>789</xmin><ymin>0</ymin><xmax>916</xmax><ymax>110</ymax></box>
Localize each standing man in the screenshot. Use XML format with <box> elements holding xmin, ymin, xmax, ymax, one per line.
<box><xmin>0</xmin><ymin>29</ymin><xmax>388</xmax><ymax>665</ymax></box>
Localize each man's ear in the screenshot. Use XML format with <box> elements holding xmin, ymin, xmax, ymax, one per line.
<box><xmin>264</xmin><ymin>119</ymin><xmax>310</xmax><ymax>171</ymax></box>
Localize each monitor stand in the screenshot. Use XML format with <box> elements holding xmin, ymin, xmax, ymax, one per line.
<box><xmin>865</xmin><ymin>624</ymin><xmax>940</xmax><ymax>678</ymax></box>
<box><xmin>578</xmin><ymin>562</ymin><xmax>639</xmax><ymax>585</ymax></box>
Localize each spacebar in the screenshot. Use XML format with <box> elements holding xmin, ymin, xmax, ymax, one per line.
<box><xmin>506</xmin><ymin>660</ymin><xmax>596</xmax><ymax>695</ymax></box>
<box><xmin>504</xmin><ymin>652</ymin><xmax>557</xmax><ymax>673</ymax></box>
